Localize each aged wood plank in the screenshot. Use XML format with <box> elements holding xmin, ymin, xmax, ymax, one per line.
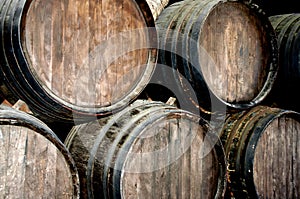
<box><xmin>146</xmin><ymin>0</ymin><xmax>169</xmax><ymax>20</ymax></box>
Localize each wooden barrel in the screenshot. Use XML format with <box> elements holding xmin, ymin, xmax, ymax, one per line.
<box><xmin>218</xmin><ymin>105</ymin><xmax>300</xmax><ymax>198</ymax></box>
<box><xmin>64</xmin><ymin>100</ymin><xmax>227</xmax><ymax>199</ymax></box>
<box><xmin>264</xmin><ymin>14</ymin><xmax>300</xmax><ymax>112</ymax></box>
<box><xmin>0</xmin><ymin>0</ymin><xmax>157</xmax><ymax>123</ymax></box>
<box><xmin>154</xmin><ymin>0</ymin><xmax>278</xmax><ymax>115</ymax></box>
<box><xmin>0</xmin><ymin>105</ymin><xmax>80</xmax><ymax>198</ymax></box>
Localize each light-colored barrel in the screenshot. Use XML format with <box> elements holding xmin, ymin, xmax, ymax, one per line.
<box><xmin>0</xmin><ymin>0</ymin><xmax>157</xmax><ymax>123</ymax></box>
<box><xmin>146</xmin><ymin>0</ymin><xmax>170</xmax><ymax>20</ymax></box>
<box><xmin>0</xmin><ymin>105</ymin><xmax>80</xmax><ymax>198</ymax></box>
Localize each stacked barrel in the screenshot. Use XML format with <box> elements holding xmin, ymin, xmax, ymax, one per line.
<box><xmin>0</xmin><ymin>0</ymin><xmax>299</xmax><ymax>198</ymax></box>
<box><xmin>0</xmin><ymin>0</ymin><xmax>157</xmax><ymax>123</ymax></box>
<box><xmin>64</xmin><ymin>99</ymin><xmax>227</xmax><ymax>198</ymax></box>
<box><xmin>147</xmin><ymin>0</ymin><xmax>300</xmax><ymax>198</ymax></box>
<box><xmin>0</xmin><ymin>105</ymin><xmax>80</xmax><ymax>198</ymax></box>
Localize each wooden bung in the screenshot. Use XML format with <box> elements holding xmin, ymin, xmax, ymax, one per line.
<box><xmin>218</xmin><ymin>105</ymin><xmax>300</xmax><ymax>198</ymax></box>
<box><xmin>0</xmin><ymin>0</ymin><xmax>157</xmax><ymax>123</ymax></box>
<box><xmin>0</xmin><ymin>105</ymin><xmax>80</xmax><ymax>198</ymax></box>
<box><xmin>65</xmin><ymin>100</ymin><xmax>227</xmax><ymax>199</ymax></box>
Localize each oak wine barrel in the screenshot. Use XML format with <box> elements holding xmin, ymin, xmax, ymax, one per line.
<box><xmin>153</xmin><ymin>0</ymin><xmax>278</xmax><ymax>116</ymax></box>
<box><xmin>264</xmin><ymin>14</ymin><xmax>300</xmax><ymax>112</ymax></box>
<box><xmin>218</xmin><ymin>105</ymin><xmax>300</xmax><ymax>198</ymax></box>
<box><xmin>0</xmin><ymin>105</ymin><xmax>80</xmax><ymax>198</ymax></box>
<box><xmin>64</xmin><ymin>100</ymin><xmax>227</xmax><ymax>199</ymax></box>
<box><xmin>0</xmin><ymin>0</ymin><xmax>157</xmax><ymax>123</ymax></box>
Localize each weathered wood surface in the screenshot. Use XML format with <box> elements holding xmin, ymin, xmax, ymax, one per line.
<box><xmin>0</xmin><ymin>106</ymin><xmax>80</xmax><ymax>198</ymax></box>
<box><xmin>0</xmin><ymin>0</ymin><xmax>157</xmax><ymax>123</ymax></box>
<box><xmin>218</xmin><ymin>105</ymin><xmax>300</xmax><ymax>198</ymax></box>
<box><xmin>65</xmin><ymin>100</ymin><xmax>227</xmax><ymax>199</ymax></box>
<box><xmin>155</xmin><ymin>0</ymin><xmax>278</xmax><ymax>115</ymax></box>
<box><xmin>146</xmin><ymin>0</ymin><xmax>170</xmax><ymax>20</ymax></box>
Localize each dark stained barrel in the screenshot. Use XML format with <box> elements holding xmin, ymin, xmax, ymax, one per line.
<box><xmin>153</xmin><ymin>0</ymin><xmax>278</xmax><ymax>116</ymax></box>
<box><xmin>0</xmin><ymin>105</ymin><xmax>80</xmax><ymax>198</ymax></box>
<box><xmin>264</xmin><ymin>14</ymin><xmax>300</xmax><ymax>112</ymax></box>
<box><xmin>0</xmin><ymin>0</ymin><xmax>157</xmax><ymax>123</ymax></box>
<box><xmin>65</xmin><ymin>100</ymin><xmax>227</xmax><ymax>199</ymax></box>
<box><xmin>218</xmin><ymin>105</ymin><xmax>300</xmax><ymax>198</ymax></box>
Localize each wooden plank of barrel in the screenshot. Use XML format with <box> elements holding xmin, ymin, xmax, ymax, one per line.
<box><xmin>146</xmin><ymin>0</ymin><xmax>170</xmax><ymax>20</ymax></box>
<box><xmin>64</xmin><ymin>100</ymin><xmax>227</xmax><ymax>199</ymax></box>
<box><xmin>0</xmin><ymin>0</ymin><xmax>157</xmax><ymax>123</ymax></box>
<box><xmin>264</xmin><ymin>14</ymin><xmax>300</xmax><ymax>112</ymax></box>
<box><xmin>217</xmin><ymin>105</ymin><xmax>300</xmax><ymax>198</ymax></box>
<box><xmin>154</xmin><ymin>0</ymin><xmax>278</xmax><ymax>116</ymax></box>
<box><xmin>0</xmin><ymin>105</ymin><xmax>80</xmax><ymax>198</ymax></box>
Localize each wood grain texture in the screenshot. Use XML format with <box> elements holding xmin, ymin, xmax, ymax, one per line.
<box><xmin>254</xmin><ymin>116</ymin><xmax>300</xmax><ymax>198</ymax></box>
<box><xmin>0</xmin><ymin>106</ymin><xmax>80</xmax><ymax>198</ymax></box>
<box><xmin>65</xmin><ymin>100</ymin><xmax>227</xmax><ymax>199</ymax></box>
<box><xmin>200</xmin><ymin>2</ymin><xmax>269</xmax><ymax>102</ymax></box>
<box><xmin>23</xmin><ymin>0</ymin><xmax>150</xmax><ymax>107</ymax></box>
<box><xmin>218</xmin><ymin>105</ymin><xmax>300</xmax><ymax>198</ymax></box>
<box><xmin>146</xmin><ymin>0</ymin><xmax>169</xmax><ymax>20</ymax></box>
